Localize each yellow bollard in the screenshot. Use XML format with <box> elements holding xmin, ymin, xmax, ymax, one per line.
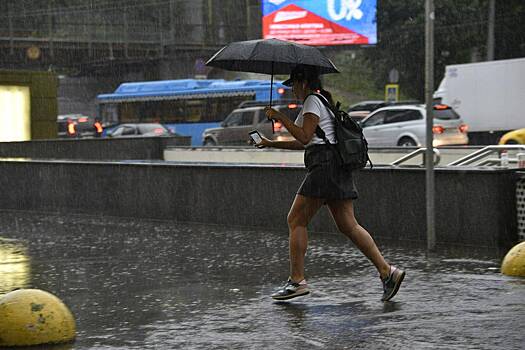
<box><xmin>501</xmin><ymin>241</ymin><xmax>525</xmax><ymax>277</ymax></box>
<box><xmin>0</xmin><ymin>289</ymin><xmax>76</xmax><ymax>347</ymax></box>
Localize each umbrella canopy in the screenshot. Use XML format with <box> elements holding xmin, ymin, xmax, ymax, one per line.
<box><xmin>206</xmin><ymin>38</ymin><xmax>339</xmax><ymax>132</ymax></box>
<box><xmin>206</xmin><ymin>38</ymin><xmax>339</xmax><ymax>75</ymax></box>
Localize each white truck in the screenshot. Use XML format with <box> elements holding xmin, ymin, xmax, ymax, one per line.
<box><xmin>434</xmin><ymin>57</ymin><xmax>525</xmax><ymax>144</ymax></box>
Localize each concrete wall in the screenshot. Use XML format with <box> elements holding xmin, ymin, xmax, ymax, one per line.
<box><xmin>0</xmin><ymin>160</ymin><xmax>518</xmax><ymax>250</ymax></box>
<box><xmin>0</xmin><ymin>136</ymin><xmax>191</xmax><ymax>160</ymax></box>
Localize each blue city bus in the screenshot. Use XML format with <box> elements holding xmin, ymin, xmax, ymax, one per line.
<box><xmin>96</xmin><ymin>79</ymin><xmax>292</xmax><ymax>145</ymax></box>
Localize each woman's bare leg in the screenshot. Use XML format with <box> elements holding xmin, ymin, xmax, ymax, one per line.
<box><xmin>286</xmin><ymin>194</ymin><xmax>324</xmax><ymax>282</ymax></box>
<box><xmin>327</xmin><ymin>199</ymin><xmax>390</xmax><ymax>278</ymax></box>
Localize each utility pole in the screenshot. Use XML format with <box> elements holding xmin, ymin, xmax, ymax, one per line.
<box><xmin>159</xmin><ymin>9</ymin><xmax>164</xmax><ymax>58</ymax></box>
<box><xmin>487</xmin><ymin>0</ymin><xmax>495</xmax><ymax>61</ymax></box>
<box><xmin>246</xmin><ymin>0</ymin><xmax>253</xmax><ymax>39</ymax></box>
<box><xmin>48</xmin><ymin>1</ymin><xmax>55</xmax><ymax>58</ymax></box>
<box><xmin>124</xmin><ymin>12</ymin><xmax>129</xmax><ymax>59</ymax></box>
<box><xmin>169</xmin><ymin>0</ymin><xmax>175</xmax><ymax>43</ymax></box>
<box><xmin>8</xmin><ymin>3</ymin><xmax>14</xmax><ymax>55</ymax></box>
<box><xmin>425</xmin><ymin>0</ymin><xmax>436</xmax><ymax>251</ymax></box>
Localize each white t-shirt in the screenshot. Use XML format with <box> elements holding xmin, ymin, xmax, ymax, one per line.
<box><xmin>294</xmin><ymin>94</ymin><xmax>337</xmax><ymax>147</ymax></box>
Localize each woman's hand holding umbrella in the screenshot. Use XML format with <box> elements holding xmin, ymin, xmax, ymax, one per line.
<box><xmin>264</xmin><ymin>106</ymin><xmax>284</xmax><ymax>122</ymax></box>
<box><xmin>265</xmin><ymin>106</ymin><xmax>286</xmax><ymax>135</ymax></box>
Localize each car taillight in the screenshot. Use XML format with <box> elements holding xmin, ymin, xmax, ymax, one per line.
<box><xmin>273</xmin><ymin>121</ymin><xmax>283</xmax><ymax>133</ymax></box>
<box><xmin>153</xmin><ymin>128</ymin><xmax>165</xmax><ymax>134</ymax></box>
<box><xmin>432</xmin><ymin>125</ymin><xmax>444</xmax><ymax>134</ymax></box>
<box><xmin>288</xmin><ymin>103</ymin><xmax>298</xmax><ymax>109</ymax></box>
<box><xmin>67</xmin><ymin>122</ymin><xmax>76</xmax><ymax>135</ymax></box>
<box><xmin>459</xmin><ymin>124</ymin><xmax>468</xmax><ymax>133</ymax></box>
<box><xmin>277</xmin><ymin>88</ymin><xmax>285</xmax><ymax>95</ymax></box>
<box><xmin>78</xmin><ymin>117</ymin><xmax>89</xmax><ymax>123</ymax></box>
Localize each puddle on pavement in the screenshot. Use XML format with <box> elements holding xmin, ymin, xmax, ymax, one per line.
<box><xmin>0</xmin><ymin>211</ymin><xmax>523</xmax><ymax>349</ymax></box>
<box><xmin>0</xmin><ymin>238</ymin><xmax>31</xmax><ymax>293</ymax></box>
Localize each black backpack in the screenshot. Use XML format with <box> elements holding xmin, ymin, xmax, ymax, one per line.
<box><xmin>309</xmin><ymin>93</ymin><xmax>372</xmax><ymax>169</ymax></box>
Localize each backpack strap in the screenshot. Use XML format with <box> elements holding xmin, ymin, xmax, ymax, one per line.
<box><xmin>305</xmin><ymin>93</ymin><xmax>335</xmax><ymax>146</ymax></box>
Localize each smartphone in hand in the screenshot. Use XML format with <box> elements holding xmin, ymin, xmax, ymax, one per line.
<box><xmin>249</xmin><ymin>130</ymin><xmax>263</xmax><ymax>146</ymax></box>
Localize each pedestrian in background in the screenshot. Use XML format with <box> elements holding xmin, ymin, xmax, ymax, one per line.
<box><xmin>256</xmin><ymin>65</ymin><xmax>405</xmax><ymax>301</ymax></box>
<box><xmin>93</xmin><ymin>118</ymin><xmax>103</xmax><ymax>138</ymax></box>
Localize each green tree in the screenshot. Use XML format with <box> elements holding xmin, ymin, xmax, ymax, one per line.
<box><xmin>324</xmin><ymin>51</ymin><xmax>384</xmax><ymax>109</ymax></box>
<box><xmin>358</xmin><ymin>0</ymin><xmax>525</xmax><ymax>100</ymax></box>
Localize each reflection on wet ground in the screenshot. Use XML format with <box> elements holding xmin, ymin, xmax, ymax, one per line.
<box><xmin>0</xmin><ymin>211</ymin><xmax>523</xmax><ymax>349</ymax></box>
<box><xmin>0</xmin><ymin>238</ymin><xmax>31</xmax><ymax>293</ymax></box>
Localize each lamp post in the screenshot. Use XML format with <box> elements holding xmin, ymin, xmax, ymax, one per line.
<box><xmin>425</xmin><ymin>0</ymin><xmax>436</xmax><ymax>250</ymax></box>
<box><xmin>487</xmin><ymin>0</ymin><xmax>495</xmax><ymax>61</ymax></box>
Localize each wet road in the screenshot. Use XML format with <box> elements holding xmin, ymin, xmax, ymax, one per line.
<box><xmin>0</xmin><ymin>211</ymin><xmax>523</xmax><ymax>349</ymax></box>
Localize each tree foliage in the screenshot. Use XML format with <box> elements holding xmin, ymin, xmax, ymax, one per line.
<box><xmin>0</xmin><ymin>0</ymin><xmax>523</xmax><ymax>98</ymax></box>
<box><xmin>328</xmin><ymin>0</ymin><xmax>525</xmax><ymax>102</ymax></box>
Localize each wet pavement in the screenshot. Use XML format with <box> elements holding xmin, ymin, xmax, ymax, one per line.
<box><xmin>0</xmin><ymin>210</ymin><xmax>524</xmax><ymax>349</ymax></box>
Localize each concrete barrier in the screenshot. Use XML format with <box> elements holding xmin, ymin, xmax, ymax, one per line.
<box><xmin>0</xmin><ymin>136</ymin><xmax>191</xmax><ymax>161</ymax></box>
<box><xmin>0</xmin><ymin>159</ymin><xmax>518</xmax><ymax>250</ymax></box>
<box><xmin>164</xmin><ymin>146</ymin><xmax>482</xmax><ymax>166</ymax></box>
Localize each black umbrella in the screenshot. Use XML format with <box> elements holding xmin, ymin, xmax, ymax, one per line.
<box><xmin>206</xmin><ymin>38</ymin><xmax>339</xmax><ymax>131</ymax></box>
<box><xmin>206</xmin><ymin>38</ymin><xmax>339</xmax><ymax>76</ymax></box>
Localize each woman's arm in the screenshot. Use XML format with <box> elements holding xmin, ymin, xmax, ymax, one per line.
<box><xmin>264</xmin><ymin>107</ymin><xmax>319</xmax><ymax>145</ymax></box>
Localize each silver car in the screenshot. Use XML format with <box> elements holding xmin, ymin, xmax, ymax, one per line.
<box><xmin>202</xmin><ymin>103</ymin><xmax>301</xmax><ymax>146</ymax></box>
<box><xmin>360</xmin><ymin>104</ymin><xmax>469</xmax><ymax>147</ymax></box>
<box><xmin>106</xmin><ymin>123</ymin><xmax>173</xmax><ymax>138</ymax></box>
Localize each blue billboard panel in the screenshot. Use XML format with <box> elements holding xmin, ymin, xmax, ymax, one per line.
<box><xmin>262</xmin><ymin>0</ymin><xmax>377</xmax><ymax>46</ymax></box>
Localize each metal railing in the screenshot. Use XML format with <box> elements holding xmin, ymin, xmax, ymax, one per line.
<box><xmin>390</xmin><ymin>148</ymin><xmax>441</xmax><ymax>166</ymax></box>
<box><xmin>164</xmin><ymin>145</ymin><xmax>525</xmax><ymax>169</ymax></box>
<box><xmin>447</xmin><ymin>145</ymin><xmax>525</xmax><ymax>166</ymax></box>
<box><xmin>517</xmin><ymin>173</ymin><xmax>525</xmax><ymax>241</ymax></box>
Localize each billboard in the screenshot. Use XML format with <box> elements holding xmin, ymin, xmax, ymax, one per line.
<box><xmin>262</xmin><ymin>0</ymin><xmax>377</xmax><ymax>46</ymax></box>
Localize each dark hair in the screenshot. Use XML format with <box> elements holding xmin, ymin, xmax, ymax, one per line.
<box><xmin>319</xmin><ymin>88</ymin><xmax>334</xmax><ymax>106</ymax></box>
<box><xmin>301</xmin><ymin>74</ymin><xmax>334</xmax><ymax>105</ymax></box>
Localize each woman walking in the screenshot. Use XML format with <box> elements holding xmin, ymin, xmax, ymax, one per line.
<box><xmin>256</xmin><ymin>66</ymin><xmax>405</xmax><ymax>302</ymax></box>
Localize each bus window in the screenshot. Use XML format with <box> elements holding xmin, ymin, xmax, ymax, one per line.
<box><xmin>100</xmin><ymin>103</ymin><xmax>119</xmax><ymax>125</ymax></box>
<box><xmin>186</xmin><ymin>99</ymin><xmax>204</xmax><ymax>122</ymax></box>
<box><xmin>142</xmin><ymin>101</ymin><xmax>162</xmax><ymax>123</ymax></box>
<box><xmin>120</xmin><ymin>102</ymin><xmax>140</xmax><ymax>123</ymax></box>
<box><xmin>163</xmin><ymin>100</ymin><xmax>186</xmax><ymax>123</ymax></box>
<box><xmin>155</xmin><ymin>100</ymin><xmax>180</xmax><ymax>123</ymax></box>
<box><xmin>204</xmin><ymin>97</ymin><xmax>231</xmax><ymax>123</ymax></box>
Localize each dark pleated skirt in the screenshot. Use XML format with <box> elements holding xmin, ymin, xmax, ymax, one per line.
<box><xmin>297</xmin><ymin>144</ymin><xmax>358</xmax><ymax>200</ymax></box>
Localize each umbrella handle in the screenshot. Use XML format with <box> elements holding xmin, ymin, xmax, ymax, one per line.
<box><xmin>270</xmin><ymin>63</ymin><xmax>274</xmax><ymax>134</ymax></box>
<box><xmin>270</xmin><ymin>70</ymin><xmax>273</xmax><ymax>107</ymax></box>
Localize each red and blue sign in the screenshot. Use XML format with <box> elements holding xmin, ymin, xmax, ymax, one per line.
<box><xmin>262</xmin><ymin>0</ymin><xmax>377</xmax><ymax>46</ymax></box>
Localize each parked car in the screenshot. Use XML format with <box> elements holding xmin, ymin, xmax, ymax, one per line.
<box><xmin>57</xmin><ymin>114</ymin><xmax>100</xmax><ymax>138</ymax></box>
<box><xmin>202</xmin><ymin>103</ymin><xmax>302</xmax><ymax>146</ymax></box>
<box><xmin>498</xmin><ymin>128</ymin><xmax>525</xmax><ymax>145</ymax></box>
<box><xmin>348</xmin><ymin>100</ymin><xmax>386</xmax><ymax>112</ymax></box>
<box><xmin>347</xmin><ymin>100</ymin><xmax>420</xmax><ymax>122</ymax></box>
<box><xmin>106</xmin><ymin>123</ymin><xmax>173</xmax><ymax>138</ymax></box>
<box><xmin>360</xmin><ymin>104</ymin><xmax>468</xmax><ymax>147</ymax></box>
